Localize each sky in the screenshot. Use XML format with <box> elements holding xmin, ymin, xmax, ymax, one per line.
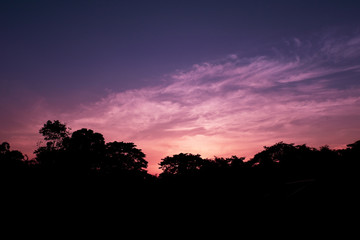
<box><xmin>1</xmin><ymin>0</ymin><xmax>360</xmax><ymax>174</ymax></box>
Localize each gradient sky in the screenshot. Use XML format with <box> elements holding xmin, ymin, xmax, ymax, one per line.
<box><xmin>1</xmin><ymin>0</ymin><xmax>360</xmax><ymax>174</ymax></box>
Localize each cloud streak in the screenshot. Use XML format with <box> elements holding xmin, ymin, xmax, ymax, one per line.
<box><xmin>63</xmin><ymin>33</ymin><xmax>360</xmax><ymax>173</ymax></box>
<box><xmin>2</xmin><ymin>31</ymin><xmax>360</xmax><ymax>174</ymax></box>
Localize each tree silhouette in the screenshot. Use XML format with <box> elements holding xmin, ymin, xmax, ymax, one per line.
<box><xmin>340</xmin><ymin>140</ymin><xmax>360</xmax><ymax>184</ymax></box>
<box><xmin>38</xmin><ymin>120</ymin><xmax>70</xmax><ymax>150</ymax></box>
<box><xmin>0</xmin><ymin>142</ymin><xmax>26</xmax><ymax>170</ymax></box>
<box><xmin>346</xmin><ymin>140</ymin><xmax>360</xmax><ymax>150</ymax></box>
<box><xmin>34</xmin><ymin>120</ymin><xmax>71</xmax><ymax>170</ymax></box>
<box><xmin>103</xmin><ymin>141</ymin><xmax>147</xmax><ymax>175</ymax></box>
<box><xmin>63</xmin><ymin>128</ymin><xmax>106</xmax><ymax>175</ymax></box>
<box><xmin>159</xmin><ymin>153</ymin><xmax>205</xmax><ymax>177</ymax></box>
<box><xmin>344</xmin><ymin>140</ymin><xmax>360</xmax><ymax>164</ymax></box>
<box><xmin>1</xmin><ymin>119</ymin><xmax>359</xmax><ymax>210</ymax></box>
<box><xmin>212</xmin><ymin>155</ymin><xmax>245</xmax><ymax>169</ymax></box>
<box><xmin>34</xmin><ymin>121</ymin><xmax>149</xmax><ymax>179</ymax></box>
<box><xmin>248</xmin><ymin>142</ymin><xmax>295</xmax><ymax>168</ymax></box>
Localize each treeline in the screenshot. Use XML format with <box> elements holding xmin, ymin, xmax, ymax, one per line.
<box><xmin>1</xmin><ymin>120</ymin><xmax>359</xmax><ymax>205</ymax></box>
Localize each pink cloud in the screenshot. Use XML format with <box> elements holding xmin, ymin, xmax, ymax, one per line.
<box><xmin>61</xmin><ymin>53</ymin><xmax>360</xmax><ymax>174</ymax></box>
<box><xmin>3</xmin><ymin>33</ymin><xmax>360</xmax><ymax>175</ymax></box>
<box><xmin>320</xmin><ymin>32</ymin><xmax>360</xmax><ymax>60</ymax></box>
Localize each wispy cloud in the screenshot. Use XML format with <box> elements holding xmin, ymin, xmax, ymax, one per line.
<box><xmin>3</xmin><ymin>31</ymin><xmax>360</xmax><ymax>173</ymax></box>
<box><xmin>320</xmin><ymin>32</ymin><xmax>360</xmax><ymax>60</ymax></box>
<box><xmin>63</xmin><ymin>32</ymin><xmax>360</xmax><ymax>173</ymax></box>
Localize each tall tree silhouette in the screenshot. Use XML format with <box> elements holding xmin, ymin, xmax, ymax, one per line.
<box><xmin>38</xmin><ymin>120</ymin><xmax>70</xmax><ymax>150</ymax></box>
<box><xmin>63</xmin><ymin>128</ymin><xmax>106</xmax><ymax>175</ymax></box>
<box><xmin>34</xmin><ymin>120</ymin><xmax>71</xmax><ymax>170</ymax></box>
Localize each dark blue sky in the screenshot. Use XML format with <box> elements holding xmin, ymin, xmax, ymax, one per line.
<box><xmin>1</xmin><ymin>0</ymin><xmax>360</xmax><ymax>106</ymax></box>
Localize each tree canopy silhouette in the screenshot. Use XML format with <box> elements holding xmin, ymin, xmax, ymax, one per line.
<box><xmin>0</xmin><ymin>142</ymin><xmax>26</xmax><ymax>171</ymax></box>
<box><xmin>63</xmin><ymin>128</ymin><xmax>106</xmax><ymax>175</ymax></box>
<box><xmin>39</xmin><ymin>120</ymin><xmax>70</xmax><ymax>150</ymax></box>
<box><xmin>1</xmin><ymin>119</ymin><xmax>359</xmax><ymax>210</ymax></box>
<box><xmin>104</xmin><ymin>141</ymin><xmax>147</xmax><ymax>174</ymax></box>
<box><xmin>34</xmin><ymin>120</ymin><xmax>148</xmax><ymax>178</ymax></box>
<box><xmin>159</xmin><ymin>153</ymin><xmax>205</xmax><ymax>177</ymax></box>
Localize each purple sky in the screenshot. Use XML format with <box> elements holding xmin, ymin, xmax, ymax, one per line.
<box><xmin>1</xmin><ymin>0</ymin><xmax>360</xmax><ymax>174</ymax></box>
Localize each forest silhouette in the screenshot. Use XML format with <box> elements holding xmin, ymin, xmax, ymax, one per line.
<box><xmin>1</xmin><ymin>120</ymin><xmax>359</xmax><ymax>217</ymax></box>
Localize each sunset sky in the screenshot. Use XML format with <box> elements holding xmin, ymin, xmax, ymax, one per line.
<box><xmin>1</xmin><ymin>0</ymin><xmax>360</xmax><ymax>174</ymax></box>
